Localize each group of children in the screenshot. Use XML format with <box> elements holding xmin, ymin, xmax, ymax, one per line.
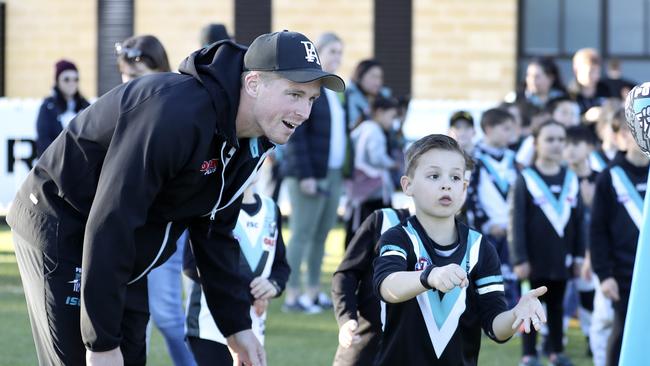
<box><xmin>180</xmin><ymin>92</ymin><xmax>644</xmax><ymax>366</ymax></box>
<box><xmin>332</xmin><ymin>96</ymin><xmax>646</xmax><ymax>366</ymax></box>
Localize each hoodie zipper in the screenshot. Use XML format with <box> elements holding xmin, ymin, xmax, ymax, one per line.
<box><xmin>204</xmin><ymin>142</ymin><xmax>273</xmax><ymax>237</ymax></box>
<box><xmin>206</xmin><ymin>142</ymin><xmax>233</xmax><ymax>237</ymax></box>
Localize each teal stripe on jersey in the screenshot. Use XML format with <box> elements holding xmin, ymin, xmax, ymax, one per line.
<box><xmin>475</xmin><ymin>275</ymin><xmax>503</xmax><ymax>287</ymax></box>
<box><xmin>380</xmin><ymin>245</ymin><xmax>407</xmax><ymax>257</ymax></box>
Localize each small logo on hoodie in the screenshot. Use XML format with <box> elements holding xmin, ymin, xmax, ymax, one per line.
<box><xmin>200</xmin><ymin>159</ymin><xmax>219</xmax><ymax>175</ymax></box>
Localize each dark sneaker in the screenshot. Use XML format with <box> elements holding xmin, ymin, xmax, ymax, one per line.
<box><xmin>548</xmin><ymin>353</ymin><xmax>573</xmax><ymax>366</ymax></box>
<box><xmin>519</xmin><ymin>356</ymin><xmax>543</xmax><ymax>366</ymax></box>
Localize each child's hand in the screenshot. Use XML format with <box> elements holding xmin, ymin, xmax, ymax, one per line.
<box><xmin>513</xmin><ymin>262</ymin><xmax>530</xmax><ymax>280</ymax></box>
<box><xmin>512</xmin><ymin>286</ymin><xmax>547</xmax><ymax>333</ymax></box>
<box><xmin>428</xmin><ymin>264</ymin><xmax>469</xmax><ymax>293</ymax></box>
<box><xmin>250</xmin><ymin>277</ymin><xmax>278</xmax><ymax>300</ymax></box>
<box><xmin>601</xmin><ymin>277</ymin><xmax>620</xmax><ymax>302</ymax></box>
<box><xmin>338</xmin><ymin>319</ymin><xmax>361</xmax><ymax>348</ymax></box>
<box><xmin>253</xmin><ymin>299</ymin><xmax>269</xmax><ymax>316</ymax></box>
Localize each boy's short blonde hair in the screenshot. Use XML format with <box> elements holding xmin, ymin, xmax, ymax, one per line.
<box><xmin>573</xmin><ymin>48</ymin><xmax>601</xmax><ymax>67</ymax></box>
<box><xmin>404</xmin><ymin>134</ymin><xmax>472</xmax><ymax>177</ymax></box>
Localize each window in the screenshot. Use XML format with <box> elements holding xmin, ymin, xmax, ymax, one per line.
<box><xmin>518</xmin><ymin>0</ymin><xmax>650</xmax><ymax>86</ymax></box>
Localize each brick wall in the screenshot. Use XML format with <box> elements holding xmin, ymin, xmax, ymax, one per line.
<box><xmin>413</xmin><ymin>0</ymin><xmax>517</xmax><ymax>101</ymax></box>
<box><xmin>3</xmin><ymin>0</ymin><xmax>517</xmax><ymax>101</ymax></box>
<box><xmin>273</xmin><ymin>0</ymin><xmax>374</xmax><ymax>86</ymax></box>
<box><xmin>4</xmin><ymin>0</ymin><xmax>96</xmax><ymax>98</ymax></box>
<box><xmin>135</xmin><ymin>0</ymin><xmax>233</xmax><ymax>73</ymax></box>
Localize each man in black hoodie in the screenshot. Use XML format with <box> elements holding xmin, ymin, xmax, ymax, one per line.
<box><xmin>7</xmin><ymin>31</ymin><xmax>344</xmax><ymax>366</ymax></box>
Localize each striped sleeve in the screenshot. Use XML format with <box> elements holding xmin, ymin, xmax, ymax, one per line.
<box><xmin>475</xmin><ymin>275</ymin><xmax>505</xmax><ymax>295</ymax></box>
<box><xmin>379</xmin><ymin>244</ymin><xmax>408</xmax><ymax>260</ymax></box>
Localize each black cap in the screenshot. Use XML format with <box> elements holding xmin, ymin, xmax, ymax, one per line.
<box><xmin>244</xmin><ymin>30</ymin><xmax>345</xmax><ymax>92</ymax></box>
<box><xmin>449</xmin><ymin>110</ymin><xmax>474</xmax><ymax>128</ymax></box>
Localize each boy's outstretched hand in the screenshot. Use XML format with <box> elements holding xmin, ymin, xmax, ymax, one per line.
<box><xmin>427</xmin><ymin>264</ymin><xmax>469</xmax><ymax>293</ymax></box>
<box><xmin>511</xmin><ymin>286</ymin><xmax>548</xmax><ymax>333</ymax></box>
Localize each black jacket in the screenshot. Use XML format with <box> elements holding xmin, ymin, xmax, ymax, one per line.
<box><xmin>281</xmin><ymin>91</ymin><xmax>345</xmax><ymax>179</ymax></box>
<box><xmin>331</xmin><ymin>208</ymin><xmax>410</xmax><ymax>328</ymax></box>
<box><xmin>35</xmin><ymin>87</ymin><xmax>90</xmax><ymax>157</ymax></box>
<box><xmin>7</xmin><ymin>40</ymin><xmax>274</xmax><ymax>351</ymax></box>
<box><xmin>590</xmin><ymin>154</ymin><xmax>648</xmax><ymax>288</ymax></box>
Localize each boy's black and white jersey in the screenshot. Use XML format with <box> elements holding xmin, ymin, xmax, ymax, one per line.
<box><xmin>373</xmin><ymin>217</ymin><xmax>508</xmax><ymax>366</ymax></box>
<box><xmin>186</xmin><ymin>193</ymin><xmax>289</xmax><ymax>344</ymax></box>
<box><xmin>591</xmin><ymin>154</ymin><xmax>648</xmax><ymax>285</ymax></box>
<box><xmin>466</xmin><ymin>143</ymin><xmax>518</xmax><ymax>232</ymax></box>
<box><xmin>509</xmin><ymin>166</ymin><xmax>586</xmax><ymax>280</ymax></box>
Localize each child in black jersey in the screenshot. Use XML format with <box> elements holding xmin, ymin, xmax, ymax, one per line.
<box><xmin>590</xmin><ymin>111</ymin><xmax>649</xmax><ymax>366</ymax></box>
<box><xmin>510</xmin><ymin>120</ymin><xmax>586</xmax><ymax>366</ymax></box>
<box><xmin>373</xmin><ymin>134</ymin><xmax>547</xmax><ymax>366</ymax></box>
<box><xmin>563</xmin><ymin>125</ymin><xmax>598</xmax><ymax>356</ymax></box>
<box><xmin>331</xmin><ymin>207</ymin><xmax>410</xmax><ymax>366</ymax></box>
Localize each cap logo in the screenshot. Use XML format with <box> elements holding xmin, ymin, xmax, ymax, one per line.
<box><xmin>300</xmin><ymin>41</ymin><xmax>321</xmax><ymax>65</ymax></box>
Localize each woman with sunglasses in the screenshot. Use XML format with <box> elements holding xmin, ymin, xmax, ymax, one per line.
<box><xmin>116</xmin><ymin>34</ymin><xmax>197</xmax><ymax>366</ymax></box>
<box><xmin>35</xmin><ymin>59</ymin><xmax>89</xmax><ymax>157</ymax></box>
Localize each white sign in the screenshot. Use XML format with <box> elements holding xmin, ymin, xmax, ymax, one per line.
<box><xmin>0</xmin><ymin>98</ymin><xmax>41</xmax><ymax>215</ymax></box>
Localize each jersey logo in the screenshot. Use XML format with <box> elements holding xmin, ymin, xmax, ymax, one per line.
<box><xmin>200</xmin><ymin>159</ymin><xmax>219</xmax><ymax>176</ymax></box>
<box><xmin>301</xmin><ymin>41</ymin><xmax>321</xmax><ymax>65</ymax></box>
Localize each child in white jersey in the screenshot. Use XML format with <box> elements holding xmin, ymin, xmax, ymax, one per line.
<box><xmin>185</xmin><ymin>186</ymin><xmax>289</xmax><ymax>365</ymax></box>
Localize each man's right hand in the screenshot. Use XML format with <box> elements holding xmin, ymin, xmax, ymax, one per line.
<box><xmin>338</xmin><ymin>319</ymin><xmax>361</xmax><ymax>348</ymax></box>
<box><xmin>601</xmin><ymin>277</ymin><xmax>620</xmax><ymax>302</ymax></box>
<box><xmin>427</xmin><ymin>264</ymin><xmax>468</xmax><ymax>293</ymax></box>
<box><xmin>86</xmin><ymin>347</ymin><xmax>123</xmax><ymax>366</ymax></box>
<box><xmin>227</xmin><ymin>329</ymin><xmax>266</xmax><ymax>366</ymax></box>
<box><xmin>299</xmin><ymin>178</ymin><xmax>318</xmax><ymax>195</ymax></box>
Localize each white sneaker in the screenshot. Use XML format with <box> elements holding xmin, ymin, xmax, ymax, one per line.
<box><xmin>315</xmin><ymin>292</ymin><xmax>333</xmax><ymax>308</ymax></box>
<box><xmin>298</xmin><ymin>294</ymin><xmax>323</xmax><ymax>314</ymax></box>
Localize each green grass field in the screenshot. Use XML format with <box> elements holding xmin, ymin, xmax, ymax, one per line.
<box><xmin>0</xmin><ymin>222</ymin><xmax>594</xmax><ymax>365</ymax></box>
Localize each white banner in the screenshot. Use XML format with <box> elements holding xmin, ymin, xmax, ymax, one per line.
<box><xmin>0</xmin><ymin>97</ymin><xmax>497</xmax><ymax>216</ymax></box>
<box><xmin>0</xmin><ymin>98</ymin><xmax>41</xmax><ymax>215</ymax></box>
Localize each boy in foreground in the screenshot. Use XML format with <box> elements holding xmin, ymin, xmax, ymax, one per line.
<box><xmin>372</xmin><ymin>134</ymin><xmax>547</xmax><ymax>365</ymax></box>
